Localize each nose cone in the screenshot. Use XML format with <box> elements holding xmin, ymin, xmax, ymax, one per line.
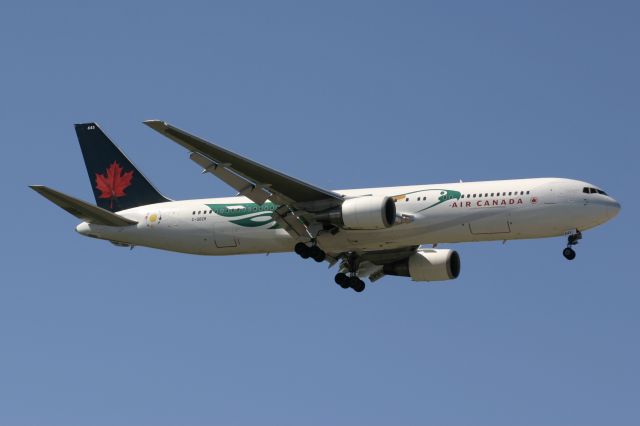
<box><xmin>608</xmin><ymin>198</ymin><xmax>621</xmax><ymax>220</ymax></box>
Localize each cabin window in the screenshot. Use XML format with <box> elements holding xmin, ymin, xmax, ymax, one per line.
<box><xmin>484</xmin><ymin>193</ymin><xmax>488</xmax><ymax>197</ymax></box>
<box><xmin>508</xmin><ymin>192</ymin><xmax>512</xmax><ymax>196</ymax></box>
<box><xmin>405</xmin><ymin>198</ymin><xmax>409</xmax><ymax>202</ymax></box>
<box><xmin>526</xmin><ymin>191</ymin><xmax>530</xmax><ymax>194</ymax></box>
<box><xmin>520</xmin><ymin>191</ymin><xmax>524</xmax><ymax>195</ymax></box>
<box><xmin>473</xmin><ymin>194</ymin><xmax>476</xmax><ymax>198</ymax></box>
<box><xmin>192</xmin><ymin>211</ymin><xmax>195</xmax><ymax>215</ymax></box>
<box><xmin>461</xmin><ymin>195</ymin><xmax>464</xmax><ymax>198</ymax></box>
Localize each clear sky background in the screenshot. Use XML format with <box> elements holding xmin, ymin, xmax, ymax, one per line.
<box><xmin>1</xmin><ymin>1</ymin><xmax>638</xmax><ymax>425</ymax></box>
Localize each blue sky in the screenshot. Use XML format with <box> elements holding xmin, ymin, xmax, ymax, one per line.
<box><xmin>1</xmin><ymin>1</ymin><xmax>638</xmax><ymax>425</ymax></box>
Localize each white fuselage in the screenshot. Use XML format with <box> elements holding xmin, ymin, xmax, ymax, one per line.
<box><xmin>75</xmin><ymin>178</ymin><xmax>620</xmax><ymax>255</ymax></box>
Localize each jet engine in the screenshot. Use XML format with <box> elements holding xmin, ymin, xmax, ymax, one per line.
<box><xmin>383</xmin><ymin>249</ymin><xmax>461</xmax><ymax>282</ymax></box>
<box><xmin>315</xmin><ymin>195</ymin><xmax>396</xmax><ymax>230</ymax></box>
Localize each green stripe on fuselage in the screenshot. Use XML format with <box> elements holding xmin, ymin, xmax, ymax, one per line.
<box><xmin>205</xmin><ymin>202</ymin><xmax>282</xmax><ymax>229</ymax></box>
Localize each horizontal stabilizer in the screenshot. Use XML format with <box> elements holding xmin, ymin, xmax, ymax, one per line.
<box><xmin>29</xmin><ymin>185</ymin><xmax>138</xmax><ymax>226</ymax></box>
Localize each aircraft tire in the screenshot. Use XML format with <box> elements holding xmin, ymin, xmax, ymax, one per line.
<box><xmin>352</xmin><ymin>279</ymin><xmax>365</xmax><ymax>293</ymax></box>
<box><xmin>349</xmin><ymin>276</ymin><xmax>365</xmax><ymax>292</ymax></box>
<box><xmin>310</xmin><ymin>246</ymin><xmax>326</xmax><ymax>262</ymax></box>
<box><xmin>294</xmin><ymin>242</ymin><xmax>308</xmax><ymax>256</ymax></box>
<box><xmin>563</xmin><ymin>247</ymin><xmax>576</xmax><ymax>260</ymax></box>
<box><xmin>335</xmin><ymin>273</ymin><xmax>349</xmax><ymax>288</ymax></box>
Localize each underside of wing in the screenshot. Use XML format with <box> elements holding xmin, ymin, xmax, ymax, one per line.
<box><xmin>329</xmin><ymin>245</ymin><xmax>460</xmax><ymax>285</ymax></box>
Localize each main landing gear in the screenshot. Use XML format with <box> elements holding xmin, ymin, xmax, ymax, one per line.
<box><xmin>333</xmin><ymin>252</ymin><xmax>365</xmax><ymax>292</ymax></box>
<box><xmin>334</xmin><ymin>272</ymin><xmax>366</xmax><ymax>292</ymax></box>
<box><xmin>294</xmin><ymin>242</ymin><xmax>326</xmax><ymax>263</ymax></box>
<box><xmin>295</xmin><ymin>244</ymin><xmax>366</xmax><ymax>293</ymax></box>
<box><xmin>563</xmin><ymin>230</ymin><xmax>582</xmax><ymax>260</ymax></box>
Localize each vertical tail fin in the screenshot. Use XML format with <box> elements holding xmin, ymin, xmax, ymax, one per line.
<box><xmin>75</xmin><ymin>123</ymin><xmax>170</xmax><ymax>212</ymax></box>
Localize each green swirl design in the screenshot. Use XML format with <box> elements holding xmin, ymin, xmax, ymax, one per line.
<box><xmin>205</xmin><ymin>202</ymin><xmax>281</xmax><ymax>229</ymax></box>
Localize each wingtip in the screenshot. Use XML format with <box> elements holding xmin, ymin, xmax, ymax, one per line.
<box><xmin>143</xmin><ymin>119</ymin><xmax>167</xmax><ymax>130</ymax></box>
<box><xmin>29</xmin><ymin>185</ymin><xmax>49</xmax><ymax>196</ymax></box>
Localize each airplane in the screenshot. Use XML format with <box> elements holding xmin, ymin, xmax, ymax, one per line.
<box><xmin>30</xmin><ymin>122</ymin><xmax>621</xmax><ymax>292</ymax></box>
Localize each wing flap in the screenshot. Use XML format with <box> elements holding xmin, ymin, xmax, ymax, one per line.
<box><xmin>272</xmin><ymin>205</ymin><xmax>312</xmax><ymax>242</ymax></box>
<box><xmin>30</xmin><ymin>185</ymin><xmax>138</xmax><ymax>226</ymax></box>
<box><xmin>190</xmin><ymin>151</ymin><xmax>272</xmax><ymax>205</ymax></box>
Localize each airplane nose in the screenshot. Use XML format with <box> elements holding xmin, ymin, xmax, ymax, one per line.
<box><xmin>609</xmin><ymin>199</ymin><xmax>621</xmax><ymax>219</ymax></box>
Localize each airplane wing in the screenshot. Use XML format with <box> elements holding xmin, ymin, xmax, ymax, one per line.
<box><xmin>30</xmin><ymin>185</ymin><xmax>138</xmax><ymax>226</ymax></box>
<box><xmin>144</xmin><ymin>120</ymin><xmax>345</xmax><ymax>241</ymax></box>
<box><xmin>143</xmin><ymin>120</ymin><xmax>343</xmax><ymax>208</ymax></box>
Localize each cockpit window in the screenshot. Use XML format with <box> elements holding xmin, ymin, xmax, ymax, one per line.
<box><xmin>583</xmin><ymin>187</ymin><xmax>608</xmax><ymax>195</ymax></box>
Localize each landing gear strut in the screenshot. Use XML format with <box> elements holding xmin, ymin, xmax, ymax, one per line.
<box><xmin>294</xmin><ymin>242</ymin><xmax>326</xmax><ymax>263</ymax></box>
<box><xmin>563</xmin><ymin>230</ymin><xmax>582</xmax><ymax>260</ymax></box>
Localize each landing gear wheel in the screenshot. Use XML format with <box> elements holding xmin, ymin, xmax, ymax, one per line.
<box><xmin>294</xmin><ymin>242</ymin><xmax>309</xmax><ymax>256</ymax></box>
<box><xmin>352</xmin><ymin>279</ymin><xmax>366</xmax><ymax>293</ymax></box>
<box><xmin>348</xmin><ymin>276</ymin><xmax>365</xmax><ymax>292</ymax></box>
<box><xmin>309</xmin><ymin>246</ymin><xmax>326</xmax><ymax>263</ymax></box>
<box><xmin>563</xmin><ymin>247</ymin><xmax>576</xmax><ymax>260</ymax></box>
<box><xmin>334</xmin><ymin>273</ymin><xmax>349</xmax><ymax>288</ymax></box>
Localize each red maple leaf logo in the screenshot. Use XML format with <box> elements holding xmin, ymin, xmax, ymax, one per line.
<box><xmin>95</xmin><ymin>161</ymin><xmax>134</xmax><ymax>209</ymax></box>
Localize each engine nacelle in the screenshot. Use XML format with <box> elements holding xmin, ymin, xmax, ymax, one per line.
<box><xmin>383</xmin><ymin>249</ymin><xmax>461</xmax><ymax>282</ymax></box>
<box><xmin>341</xmin><ymin>195</ymin><xmax>396</xmax><ymax>230</ymax></box>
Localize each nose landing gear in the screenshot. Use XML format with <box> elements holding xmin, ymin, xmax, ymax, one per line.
<box><xmin>563</xmin><ymin>230</ymin><xmax>582</xmax><ymax>260</ymax></box>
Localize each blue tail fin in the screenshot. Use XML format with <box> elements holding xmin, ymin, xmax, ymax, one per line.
<box><xmin>75</xmin><ymin>123</ymin><xmax>170</xmax><ymax>212</ymax></box>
